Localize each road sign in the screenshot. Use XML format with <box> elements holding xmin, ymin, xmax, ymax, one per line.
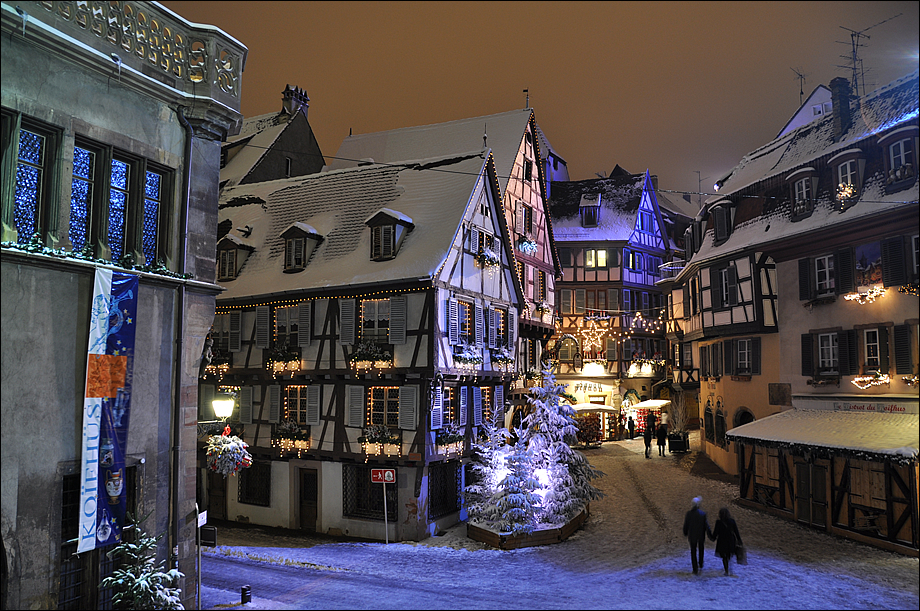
<box><xmin>371</xmin><ymin>468</ymin><xmax>395</xmax><ymax>484</ymax></box>
<box><xmin>198</xmin><ymin>510</ymin><xmax>208</xmax><ymax>528</ymax></box>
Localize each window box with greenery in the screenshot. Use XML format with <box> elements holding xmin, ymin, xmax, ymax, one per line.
<box><xmin>272</xmin><ymin>418</ymin><xmax>311</xmax><ymax>456</ymax></box>
<box><xmin>266</xmin><ymin>344</ymin><xmax>301</xmax><ymax>376</ymax></box>
<box><xmin>491</xmin><ymin>346</ymin><xmax>514</xmax><ymax>368</ymax></box>
<box><xmin>474</xmin><ymin>247</ymin><xmax>500</xmax><ymax>268</ymax></box>
<box><xmin>358</xmin><ymin>424</ymin><xmax>400</xmax><ymax>457</ymax></box>
<box><xmin>454</xmin><ymin>343</ymin><xmax>484</xmax><ymax>366</ymax></box>
<box><xmin>349</xmin><ymin>340</ymin><xmax>394</xmax><ymax>370</ymax></box>
<box><xmin>435</xmin><ymin>421</ymin><xmax>465</xmax><ymax>454</ymax></box>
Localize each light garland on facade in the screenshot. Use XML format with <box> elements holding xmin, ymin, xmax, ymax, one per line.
<box><xmin>851</xmin><ymin>372</ymin><xmax>890</xmax><ymax>389</ymax></box>
<box><xmin>843</xmin><ymin>286</ymin><xmax>886</xmax><ymax>304</ymax></box>
<box><xmin>898</xmin><ymin>283</ymin><xmax>919</xmax><ymax>296</ymax></box>
<box><xmin>579</xmin><ymin>320</ymin><xmax>607</xmax><ymax>352</ymax></box>
<box><xmin>902</xmin><ymin>375</ymin><xmax>918</xmax><ymax>387</ymax></box>
<box><xmin>836</xmin><ymin>182</ymin><xmax>857</xmax><ymax>208</ymax></box>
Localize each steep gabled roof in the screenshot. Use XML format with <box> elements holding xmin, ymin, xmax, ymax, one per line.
<box><xmin>328</xmin><ymin>109</ymin><xmax>533</xmax><ymax>195</ymax></box>
<box><xmin>216</xmin><ymin>151</ymin><xmax>500</xmax><ymax>303</ymax></box>
<box><xmin>221</xmin><ymin>111</ymin><xmax>291</xmax><ymax>188</ymax></box>
<box><xmin>547</xmin><ymin>173</ymin><xmax>645</xmax><ymax>242</ymax></box>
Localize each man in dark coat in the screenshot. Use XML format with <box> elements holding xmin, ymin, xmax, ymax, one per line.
<box><xmin>683</xmin><ymin>496</ymin><xmax>712</xmax><ymax>574</ymax></box>
<box><xmin>627</xmin><ymin>416</ymin><xmax>635</xmax><ymax>440</ymax></box>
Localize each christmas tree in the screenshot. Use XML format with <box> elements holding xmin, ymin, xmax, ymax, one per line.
<box><xmin>466</xmin><ymin>408</ymin><xmax>511</xmax><ymax>525</ymax></box>
<box><xmin>490</xmin><ymin>427</ymin><xmax>542</xmax><ymax>535</ymax></box>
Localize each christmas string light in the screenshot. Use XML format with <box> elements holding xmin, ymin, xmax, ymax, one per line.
<box><xmin>843</xmin><ymin>286</ymin><xmax>886</xmax><ymax>304</ymax></box>
<box><xmin>851</xmin><ymin>372</ymin><xmax>890</xmax><ymax>390</ymax></box>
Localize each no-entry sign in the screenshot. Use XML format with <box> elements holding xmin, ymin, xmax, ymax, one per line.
<box><xmin>371</xmin><ymin>468</ymin><xmax>395</xmax><ymax>484</ymax></box>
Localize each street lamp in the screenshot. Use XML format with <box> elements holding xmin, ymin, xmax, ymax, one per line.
<box><xmin>211</xmin><ymin>392</ymin><xmax>235</xmax><ymax>420</ymax></box>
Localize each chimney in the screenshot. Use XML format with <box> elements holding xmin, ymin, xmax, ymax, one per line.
<box><xmin>829</xmin><ymin>77</ymin><xmax>852</xmax><ymax>142</ymax></box>
<box><xmin>281</xmin><ymin>84</ymin><xmax>309</xmax><ymax>118</ymax></box>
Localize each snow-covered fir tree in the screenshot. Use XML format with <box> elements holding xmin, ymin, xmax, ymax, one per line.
<box><xmin>490</xmin><ymin>427</ymin><xmax>542</xmax><ymax>535</ymax></box>
<box><xmin>466</xmin><ymin>408</ymin><xmax>511</xmax><ymax>525</ymax></box>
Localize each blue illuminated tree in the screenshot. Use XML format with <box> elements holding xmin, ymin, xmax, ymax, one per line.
<box><xmin>490</xmin><ymin>428</ymin><xmax>541</xmax><ymax>536</ymax></box>
<box><xmin>466</xmin><ymin>408</ymin><xmax>511</xmax><ymax>525</ymax></box>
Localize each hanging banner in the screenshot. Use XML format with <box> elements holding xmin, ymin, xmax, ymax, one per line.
<box><xmin>78</xmin><ymin>269</ymin><xmax>138</xmax><ymax>553</ymax></box>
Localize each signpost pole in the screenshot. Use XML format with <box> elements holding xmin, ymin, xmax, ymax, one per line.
<box><xmin>383</xmin><ymin>483</ymin><xmax>389</xmax><ymax>544</ymax></box>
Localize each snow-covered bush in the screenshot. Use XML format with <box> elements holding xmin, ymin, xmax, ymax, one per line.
<box><xmin>100</xmin><ymin>514</ymin><xmax>184</xmax><ymax>610</ymax></box>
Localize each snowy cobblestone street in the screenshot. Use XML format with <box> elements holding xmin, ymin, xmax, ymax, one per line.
<box><xmin>201</xmin><ymin>433</ymin><xmax>919</xmax><ymax>609</ymax></box>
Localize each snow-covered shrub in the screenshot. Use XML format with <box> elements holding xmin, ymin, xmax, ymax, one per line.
<box><xmin>466</xmin><ymin>410</ymin><xmax>511</xmax><ymax>525</ymax></box>
<box><xmin>490</xmin><ymin>428</ymin><xmax>541</xmax><ymax>536</ymax></box>
<box><xmin>100</xmin><ymin>514</ymin><xmax>184</xmax><ymax>610</ymax></box>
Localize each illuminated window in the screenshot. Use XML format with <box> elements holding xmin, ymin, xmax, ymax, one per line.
<box><xmin>534</xmin><ymin>269</ymin><xmax>547</xmax><ymax>301</ymax></box>
<box><xmin>585</xmin><ymin>248</ymin><xmax>607</xmax><ymax>268</ymax></box>
<box><xmin>287</xmin><ymin>385</ymin><xmax>310</xmax><ymax>425</ymax></box>
<box><xmin>361</xmin><ymin>299</ymin><xmax>389</xmax><ymax>343</ymax></box>
<box><xmin>480</xmin><ymin>387</ymin><xmax>492</xmax><ymax>423</ymax></box>
<box><xmin>493</xmin><ymin>308</ymin><xmax>507</xmax><ymax>348</ymax></box>
<box><xmin>69</xmin><ymin>145</ymin><xmax>95</xmax><ymax>253</ymax></box>
<box><xmin>441</xmin><ymin>387</ymin><xmax>455</xmax><ymax>423</ymax></box>
<box><xmin>458</xmin><ymin>301</ymin><xmax>473</xmax><ymax>345</ymax></box>
<box><xmin>9</xmin><ymin>120</ymin><xmax>58</xmax><ymax>245</ymax></box>
<box><xmin>369</xmin><ymin>387</ymin><xmax>399</xmax><ymax>428</ymax></box>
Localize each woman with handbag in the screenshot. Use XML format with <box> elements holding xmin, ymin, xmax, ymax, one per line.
<box><xmin>710</xmin><ymin>507</ymin><xmax>743</xmax><ymax>575</ymax></box>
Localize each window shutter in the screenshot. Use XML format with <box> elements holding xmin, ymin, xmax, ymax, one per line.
<box><xmin>838</xmin><ymin>329</ymin><xmax>858</xmax><ymax>375</ymax></box>
<box><xmin>229</xmin><ymin>311</ymin><xmax>242</xmax><ymax>352</ymax></box>
<box><xmin>712</xmin><ymin>342</ymin><xmax>722</xmax><ymax>377</ymax></box>
<box><xmin>881</xmin><ymin>237</ymin><xmax>907</xmax><ymax>287</ymax></box>
<box><xmin>268</xmin><ymin>385</ymin><xmax>281</xmax><ymax>423</ymax></box>
<box><xmin>798</xmin><ymin>258</ymin><xmax>814</xmax><ymax>301</ymax></box>
<box><xmin>727</xmin><ymin>266</ymin><xmax>739</xmax><ymax>305</ymax></box>
<box><xmin>389</xmin><ymin>295</ymin><xmax>407</xmax><ymax>345</ymax></box>
<box><xmin>255</xmin><ymin>306</ymin><xmax>271</xmax><ymax>349</ymax></box>
<box><xmin>623</xmin><ymin>289</ymin><xmax>632</xmax><ymax>313</ymax></box>
<box><xmin>431</xmin><ymin>386</ymin><xmax>443</xmax><ymax>430</ymax></box>
<box><xmin>218</xmin><ymin>250</ymin><xmax>227</xmax><ymax>279</ymax></box>
<box><xmin>473</xmin><ymin>387</ymin><xmax>482</xmax><ymax>426</ymax></box>
<box><xmin>339</xmin><ymin>299</ymin><xmax>355</xmax><ymax>345</ymax></box>
<box><xmin>448</xmin><ymin>298</ymin><xmax>459</xmax><ymax>345</ymax></box>
<box><xmin>494</xmin><ymin>384</ymin><xmax>504</xmax><ymax>422</ymax></box>
<box><xmin>801</xmin><ymin>334</ymin><xmax>814</xmax><ymax>376</ymax></box>
<box><xmin>306</xmin><ymin>385</ymin><xmax>321</xmax><ymax>426</ymax></box>
<box><xmin>877</xmin><ymin>327</ymin><xmax>890</xmax><ymax>373</ymax></box>
<box><xmin>608</xmin><ymin>289</ymin><xmax>618</xmax><ymax>313</ymax></box>
<box><xmin>606</xmin><ymin>337</ymin><xmax>617</xmax><ymax>361</ymax></box>
<box><xmin>298</xmin><ymin>303</ymin><xmax>312</xmax><ymax>347</ymax></box>
<box><xmin>488</xmin><ymin>306</ymin><xmax>496</xmax><ymax>348</ymax></box>
<box><xmin>835</xmin><ymin>249</ymin><xmax>855</xmax><ymax>294</ymax></box>
<box><xmin>700</xmin><ymin>345</ymin><xmax>709</xmax><ymax>377</ymax></box>
<box><xmin>723</xmin><ymin>339</ymin><xmax>734</xmax><ymax>376</ymax></box>
<box><xmin>751</xmin><ymin>337</ymin><xmax>762</xmax><ymax>375</ymax></box>
<box><xmin>398</xmin><ymin>385</ymin><xmax>418</xmax><ymax>431</ymax></box>
<box><xmin>382</xmin><ymin>225</ymin><xmax>394</xmax><ymax>257</ymax></box>
<box><xmin>475</xmin><ymin>304</ymin><xmax>484</xmax><ymax>347</ymax></box>
<box><xmin>471</xmin><ymin>227</ymin><xmax>480</xmax><ymax>252</ymax></box>
<box><xmin>515</xmin><ymin>201</ymin><xmax>523</xmax><ymax>232</ymax></box>
<box><xmin>459</xmin><ymin>386</ymin><xmax>468</xmax><ymax>426</ymax></box>
<box><xmin>560</xmin><ymin>290</ymin><xmax>572</xmax><ymax>314</ymax></box>
<box><xmin>508</xmin><ymin>307</ymin><xmax>517</xmax><ymax>349</ymax></box>
<box><xmin>893</xmin><ymin>325</ymin><xmax>912</xmax><ymax>374</ymax></box>
<box><xmin>624</xmin><ymin>340</ymin><xmax>633</xmax><ymax>361</ymax></box>
<box><xmin>710</xmin><ymin>268</ymin><xmax>722</xmax><ymax>309</ymax></box>
<box><xmin>293</xmin><ymin>238</ymin><xmax>304</xmax><ymax>267</ymax></box>
<box><xmin>239</xmin><ymin>386</ymin><xmax>253</xmax><ymax>424</ymax></box>
<box><xmin>346</xmin><ymin>385</ymin><xmax>364</xmax><ymax>428</ymax></box>
<box><xmin>714</xmin><ymin>207</ymin><xmax>728</xmax><ymax>241</ymax></box>
<box><xmin>575</xmin><ymin>289</ymin><xmax>586</xmax><ymax>313</ymax></box>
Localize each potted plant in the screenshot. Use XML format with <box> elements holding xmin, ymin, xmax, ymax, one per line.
<box><xmin>436</xmin><ymin>421</ymin><xmax>465</xmax><ymax>447</ymax></box>
<box><xmin>358</xmin><ymin>424</ymin><xmax>399</xmax><ymax>445</ymax></box>
<box><xmin>206</xmin><ymin>426</ymin><xmax>253</xmax><ymax>477</ymax></box>
<box><xmin>349</xmin><ymin>340</ymin><xmax>393</xmax><ymax>370</ymax></box>
<box><xmin>454</xmin><ymin>343</ymin><xmax>483</xmax><ymax>366</ymax></box>
<box><xmin>667</xmin><ymin>392</ymin><xmax>690</xmax><ymax>453</ymax></box>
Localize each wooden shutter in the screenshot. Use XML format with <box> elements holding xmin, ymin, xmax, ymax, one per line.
<box><xmin>723</xmin><ymin>339</ymin><xmax>735</xmax><ymax>375</ymax></box>
<box><xmin>487</xmin><ymin>306</ymin><xmax>496</xmax><ymax>348</ymax></box>
<box><xmin>727</xmin><ymin>266</ymin><xmax>738</xmax><ymax>305</ymax></box>
<box><xmin>515</xmin><ymin>201</ymin><xmax>523</xmax><ymax>231</ymax></box>
<box><xmin>835</xmin><ymin>249</ymin><xmax>855</xmax><ymax>294</ymax></box>
<box><xmin>711</xmin><ymin>342</ymin><xmax>722</xmax><ymax>377</ymax></box>
<box><xmin>575</xmin><ymin>289</ymin><xmax>586</xmax><ymax>313</ymax></box>
<box><xmin>306</xmin><ymin>385</ymin><xmax>321</xmax><ymax>426</ymax></box>
<box><xmin>471</xmin><ymin>227</ymin><xmax>480</xmax><ymax>252</ymax></box>
<box><xmin>798</xmin><ymin>258</ymin><xmax>814</xmax><ymax>301</ymax></box>
<box><xmin>893</xmin><ymin>325</ymin><xmax>912</xmax><ymax>374</ymax></box>
<box><xmin>255</xmin><ymin>306</ymin><xmax>270</xmax><ymax>349</ymax></box>
<box><xmin>431</xmin><ymin>386</ymin><xmax>443</xmax><ymax>430</ymax></box>
<box><xmin>389</xmin><ymin>295</ymin><xmax>407</xmax><ymax>345</ymax></box>
<box><xmin>239</xmin><ymin>386</ymin><xmax>253</xmax><ymax>424</ymax></box>
<box><xmin>881</xmin><ymin>237</ymin><xmax>907</xmax><ymax>287</ymax></box>
<box><xmin>710</xmin><ymin>267</ymin><xmax>722</xmax><ymax>309</ymax></box>
<box><xmin>751</xmin><ymin>337</ymin><xmax>762</xmax><ymax>375</ymax></box>
<box><xmin>508</xmin><ymin>307</ymin><xmax>517</xmax><ymax>349</ymax></box>
<box><xmin>699</xmin><ymin>345</ymin><xmax>709</xmax><ymax>377</ymax></box>
<box><xmin>606</xmin><ymin>337</ymin><xmax>617</xmax><ymax>361</ymax></box>
<box><xmin>268</xmin><ymin>385</ymin><xmax>281</xmax><ymax>423</ymax></box>
<box><xmin>623</xmin><ymin>289</ymin><xmax>632</xmax><ymax>313</ymax></box>
<box><xmin>459</xmin><ymin>386</ymin><xmax>468</xmax><ymax>426</ymax></box>
<box><xmin>838</xmin><ymin>329</ymin><xmax>858</xmax><ymax>375</ymax></box>
<box><xmin>560</xmin><ymin>290</ymin><xmax>572</xmax><ymax>314</ymax></box>
<box><xmin>475</xmin><ymin>304</ymin><xmax>484</xmax><ymax>346</ymax></box>
<box><xmin>339</xmin><ymin>299</ymin><xmax>355</xmax><ymax>345</ymax></box>
<box><xmin>877</xmin><ymin>327</ymin><xmax>890</xmax><ymax>373</ymax></box>
<box><xmin>624</xmin><ymin>340</ymin><xmax>633</xmax><ymax>361</ymax></box>
<box><xmin>473</xmin><ymin>387</ymin><xmax>482</xmax><ymax>426</ymax></box>
<box><xmin>229</xmin><ymin>311</ymin><xmax>242</xmax><ymax>352</ymax></box>
<box><xmin>801</xmin><ymin>334</ymin><xmax>814</xmax><ymax>376</ymax></box>
<box><xmin>448</xmin><ymin>298</ymin><xmax>459</xmax><ymax>345</ymax></box>
<box><xmin>298</xmin><ymin>302</ymin><xmax>311</xmax><ymax>347</ymax></box>
<box><xmin>398</xmin><ymin>385</ymin><xmax>418</xmax><ymax>431</ymax></box>
<box><xmin>346</xmin><ymin>385</ymin><xmax>364</xmax><ymax>428</ymax></box>
<box><xmin>494</xmin><ymin>384</ymin><xmax>504</xmax><ymax>422</ymax></box>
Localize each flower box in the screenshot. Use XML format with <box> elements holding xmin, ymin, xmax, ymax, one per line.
<box><xmin>667</xmin><ymin>431</ymin><xmax>690</xmax><ymax>453</ymax></box>
<box><xmin>467</xmin><ymin>506</ymin><xmax>589</xmax><ymax>550</ymax></box>
<box><xmin>206</xmin><ymin>428</ymin><xmax>253</xmax><ymax>477</ymax></box>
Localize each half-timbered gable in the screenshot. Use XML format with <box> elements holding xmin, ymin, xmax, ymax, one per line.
<box><xmin>209</xmin><ymin>150</ymin><xmax>519</xmax><ymax>541</ymax></box>
<box><xmin>677</xmin><ymin>72</ymin><xmax>918</xmax><ymax>554</ymax></box>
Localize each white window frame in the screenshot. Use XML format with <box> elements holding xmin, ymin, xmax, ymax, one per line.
<box><xmin>890</xmin><ymin>138</ymin><xmax>913</xmax><ymax>171</ymax></box>
<box><xmin>815</xmin><ymin>255</ymin><xmax>835</xmax><ymax>295</ymax></box>
<box><xmin>361</xmin><ymin>298</ymin><xmax>390</xmax><ymax>344</ymax></box>
<box><xmin>864</xmin><ymin>329</ymin><xmax>880</xmax><ymax>370</ymax></box>
<box><xmin>275</xmin><ymin>305</ymin><xmax>300</xmax><ymax>348</ymax></box>
<box><xmin>818</xmin><ymin>333</ymin><xmax>838</xmax><ymax>372</ymax></box>
<box><xmin>737</xmin><ymin>338</ymin><xmax>751</xmax><ymax>373</ymax></box>
<box><xmin>457</xmin><ymin>300</ymin><xmax>473</xmax><ymax>345</ymax></box>
<box><xmin>794</xmin><ymin>177</ymin><xmax>812</xmax><ymax>215</ymax></box>
<box><xmin>838</xmin><ymin>159</ymin><xmax>858</xmax><ymax>187</ymax></box>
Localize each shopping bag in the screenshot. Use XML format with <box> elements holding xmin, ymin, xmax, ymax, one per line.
<box><xmin>736</xmin><ymin>544</ymin><xmax>748</xmax><ymax>565</ymax></box>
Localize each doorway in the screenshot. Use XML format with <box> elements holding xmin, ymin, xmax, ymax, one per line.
<box><xmin>300</xmin><ymin>468</ymin><xmax>317</xmax><ymax>532</ymax></box>
<box><xmin>795</xmin><ymin>461</ymin><xmax>827</xmax><ymax>528</ymax></box>
<box><xmin>207</xmin><ymin>470</ymin><xmax>227</xmax><ymax>521</ymax></box>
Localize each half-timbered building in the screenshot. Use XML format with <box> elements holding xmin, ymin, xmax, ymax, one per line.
<box><xmin>679</xmin><ymin>71</ymin><xmax>918</xmax><ymax>555</ymax></box>
<box><xmin>204</xmin><ymin>150</ymin><xmax>523</xmax><ymax>542</ymax></box>
<box><xmin>328</xmin><ymin>109</ymin><xmax>561</xmax><ymax>406</ymax></box>
<box><xmin>547</xmin><ymin>169</ymin><xmax>693</xmax><ymax>438</ymax></box>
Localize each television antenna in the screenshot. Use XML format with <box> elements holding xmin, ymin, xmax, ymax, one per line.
<box><xmin>837</xmin><ymin>13</ymin><xmax>901</xmax><ymax>98</ymax></box>
<box><xmin>791</xmin><ymin>68</ymin><xmax>807</xmax><ymax>106</ymax></box>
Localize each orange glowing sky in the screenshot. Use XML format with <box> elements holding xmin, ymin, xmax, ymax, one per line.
<box><xmin>162</xmin><ymin>1</ymin><xmax>919</xmax><ymax>204</ymax></box>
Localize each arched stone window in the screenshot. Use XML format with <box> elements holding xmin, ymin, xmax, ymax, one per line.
<box><xmin>734</xmin><ymin>407</ymin><xmax>755</xmax><ymax>428</ymax></box>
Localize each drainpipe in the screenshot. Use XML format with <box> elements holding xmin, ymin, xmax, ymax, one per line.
<box><xmin>171</xmin><ymin>106</ymin><xmax>193</xmax><ymax>571</ymax></box>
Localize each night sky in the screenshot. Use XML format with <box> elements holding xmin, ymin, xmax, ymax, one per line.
<box><xmin>162</xmin><ymin>1</ymin><xmax>919</xmax><ymax>204</ymax></box>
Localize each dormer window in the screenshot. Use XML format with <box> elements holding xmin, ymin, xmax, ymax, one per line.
<box><xmin>786</xmin><ymin>167</ymin><xmax>817</xmax><ymax>220</ymax></box>
<box><xmin>218</xmin><ymin>248</ymin><xmax>237</xmax><ymax>280</ymax></box>
<box><xmin>711</xmin><ymin>203</ymin><xmax>732</xmax><ymax>244</ymax></box>
<box><xmin>280</xmin><ymin>222</ymin><xmax>323</xmax><ymax>273</ymax></box>
<box><xmin>828</xmin><ymin>148</ymin><xmax>865</xmax><ymax>207</ymax></box>
<box><xmin>580</xmin><ymin>194</ymin><xmax>600</xmax><ymax>228</ymax></box>
<box><xmin>365</xmin><ymin>208</ymin><xmax>414</xmax><ymax>261</ymax></box>
<box><xmin>216</xmin><ymin>232</ymin><xmax>254</xmax><ymax>281</ymax></box>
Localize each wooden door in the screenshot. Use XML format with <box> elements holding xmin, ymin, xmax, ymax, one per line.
<box><xmin>795</xmin><ymin>462</ymin><xmax>827</xmax><ymax>528</ymax></box>
<box><xmin>300</xmin><ymin>468</ymin><xmax>318</xmax><ymax>532</ymax></box>
<box><xmin>208</xmin><ymin>470</ymin><xmax>227</xmax><ymax>521</ymax></box>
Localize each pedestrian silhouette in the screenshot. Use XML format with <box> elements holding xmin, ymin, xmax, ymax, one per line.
<box><xmin>683</xmin><ymin>496</ymin><xmax>712</xmax><ymax>574</ymax></box>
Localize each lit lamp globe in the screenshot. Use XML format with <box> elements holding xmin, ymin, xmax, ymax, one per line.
<box><xmin>211</xmin><ymin>393</ymin><xmax>235</xmax><ymax>420</ymax></box>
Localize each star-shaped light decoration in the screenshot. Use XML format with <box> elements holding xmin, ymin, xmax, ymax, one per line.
<box><xmin>579</xmin><ymin>320</ymin><xmax>606</xmax><ymax>352</ymax></box>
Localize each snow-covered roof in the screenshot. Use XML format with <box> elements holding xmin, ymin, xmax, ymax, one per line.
<box><xmin>709</xmin><ymin>70</ymin><xmax>919</xmax><ymax>200</ymax></box>
<box><xmin>547</xmin><ymin>173</ymin><xmax>645</xmax><ymax>242</ymax></box>
<box><xmin>726</xmin><ymin>409</ymin><xmax>919</xmax><ymax>464</ymax></box>
<box><xmin>632</xmin><ymin>400</ymin><xmax>671</xmax><ymax>410</ymax></box>
<box><xmin>216</xmin><ymin>151</ymin><xmax>492</xmax><ymax>303</ymax></box>
<box><xmin>327</xmin><ymin>109</ymin><xmax>533</xmax><ymax>195</ymax></box>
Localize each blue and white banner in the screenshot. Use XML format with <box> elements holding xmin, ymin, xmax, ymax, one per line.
<box><xmin>78</xmin><ymin>269</ymin><xmax>138</xmax><ymax>553</ymax></box>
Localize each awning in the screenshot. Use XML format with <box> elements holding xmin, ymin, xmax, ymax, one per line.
<box><xmin>726</xmin><ymin>409</ymin><xmax>919</xmax><ymax>465</ymax></box>
<box><xmin>571</xmin><ymin>403</ymin><xmax>619</xmax><ymax>413</ymax></box>
<box><xmin>630</xmin><ymin>399</ymin><xmax>671</xmax><ymax>410</ymax></box>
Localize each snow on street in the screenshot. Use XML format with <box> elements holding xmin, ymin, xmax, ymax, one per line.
<box><xmin>202</xmin><ymin>433</ymin><xmax>918</xmax><ymax>610</ymax></box>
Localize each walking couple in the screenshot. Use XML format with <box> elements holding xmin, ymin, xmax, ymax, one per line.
<box><xmin>682</xmin><ymin>496</ymin><xmax>744</xmax><ymax>575</ymax></box>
